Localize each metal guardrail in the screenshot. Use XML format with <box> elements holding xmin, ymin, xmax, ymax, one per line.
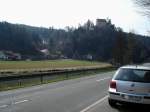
<box><xmin>0</xmin><ymin>67</ymin><xmax>114</xmax><ymax>91</ymax></box>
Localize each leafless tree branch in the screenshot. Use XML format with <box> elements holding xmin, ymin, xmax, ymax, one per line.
<box><xmin>133</xmin><ymin>0</ymin><xmax>150</xmax><ymax>15</ymax></box>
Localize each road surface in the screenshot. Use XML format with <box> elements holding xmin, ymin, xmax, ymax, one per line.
<box><xmin>0</xmin><ymin>71</ymin><xmax>146</xmax><ymax>112</ymax></box>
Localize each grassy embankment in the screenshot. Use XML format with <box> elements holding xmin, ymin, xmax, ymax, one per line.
<box><xmin>0</xmin><ymin>59</ymin><xmax>112</xmax><ymax>77</ymax></box>
<box><xmin>0</xmin><ymin>60</ymin><xmax>115</xmax><ymax>91</ymax></box>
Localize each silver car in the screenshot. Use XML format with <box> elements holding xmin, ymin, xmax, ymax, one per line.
<box><xmin>108</xmin><ymin>65</ymin><xmax>150</xmax><ymax>106</ymax></box>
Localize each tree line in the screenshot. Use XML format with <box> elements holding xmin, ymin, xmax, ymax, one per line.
<box><xmin>0</xmin><ymin>20</ymin><xmax>150</xmax><ymax>65</ymax></box>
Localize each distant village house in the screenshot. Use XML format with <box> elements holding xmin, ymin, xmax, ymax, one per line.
<box><xmin>0</xmin><ymin>51</ymin><xmax>21</xmax><ymax>60</ymax></box>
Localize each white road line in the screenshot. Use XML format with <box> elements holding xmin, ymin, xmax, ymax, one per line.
<box><xmin>14</xmin><ymin>100</ymin><xmax>29</xmax><ymax>104</ymax></box>
<box><xmin>80</xmin><ymin>95</ymin><xmax>108</xmax><ymax>112</ymax></box>
<box><xmin>0</xmin><ymin>100</ymin><xmax>29</xmax><ymax>109</ymax></box>
<box><xmin>0</xmin><ymin>105</ymin><xmax>8</xmax><ymax>108</ymax></box>
<box><xmin>96</xmin><ymin>77</ymin><xmax>111</xmax><ymax>82</ymax></box>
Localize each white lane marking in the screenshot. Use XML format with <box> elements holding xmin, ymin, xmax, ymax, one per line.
<box><xmin>0</xmin><ymin>100</ymin><xmax>29</xmax><ymax>109</ymax></box>
<box><xmin>14</xmin><ymin>100</ymin><xmax>29</xmax><ymax>104</ymax></box>
<box><xmin>80</xmin><ymin>95</ymin><xmax>108</xmax><ymax>112</ymax></box>
<box><xmin>96</xmin><ymin>77</ymin><xmax>111</xmax><ymax>82</ymax></box>
<box><xmin>0</xmin><ymin>105</ymin><xmax>8</xmax><ymax>108</ymax></box>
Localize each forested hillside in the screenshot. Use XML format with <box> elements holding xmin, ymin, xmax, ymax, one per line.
<box><xmin>0</xmin><ymin>19</ymin><xmax>150</xmax><ymax>65</ymax></box>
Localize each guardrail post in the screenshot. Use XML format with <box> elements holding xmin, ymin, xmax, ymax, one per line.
<box><xmin>40</xmin><ymin>75</ymin><xmax>43</xmax><ymax>84</ymax></box>
<box><xmin>66</xmin><ymin>73</ymin><xmax>69</xmax><ymax>79</ymax></box>
<box><xmin>18</xmin><ymin>79</ymin><xmax>21</xmax><ymax>87</ymax></box>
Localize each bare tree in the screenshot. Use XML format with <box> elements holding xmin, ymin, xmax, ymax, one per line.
<box><xmin>133</xmin><ymin>0</ymin><xmax>150</xmax><ymax>16</ymax></box>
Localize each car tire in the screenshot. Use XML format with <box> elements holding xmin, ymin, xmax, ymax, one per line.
<box><xmin>108</xmin><ymin>98</ymin><xmax>117</xmax><ymax>107</ymax></box>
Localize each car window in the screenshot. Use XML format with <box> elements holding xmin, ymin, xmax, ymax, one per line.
<box><xmin>114</xmin><ymin>68</ymin><xmax>150</xmax><ymax>83</ymax></box>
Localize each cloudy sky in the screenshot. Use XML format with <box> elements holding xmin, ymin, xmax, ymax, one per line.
<box><xmin>0</xmin><ymin>0</ymin><xmax>149</xmax><ymax>35</ymax></box>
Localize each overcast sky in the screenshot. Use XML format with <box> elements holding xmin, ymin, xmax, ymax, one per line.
<box><xmin>0</xmin><ymin>0</ymin><xmax>149</xmax><ymax>35</ymax></box>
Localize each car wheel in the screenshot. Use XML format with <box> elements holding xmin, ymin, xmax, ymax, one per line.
<box><xmin>108</xmin><ymin>98</ymin><xmax>117</xmax><ymax>107</ymax></box>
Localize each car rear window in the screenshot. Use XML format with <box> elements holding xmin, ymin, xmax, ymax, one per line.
<box><xmin>114</xmin><ymin>68</ymin><xmax>150</xmax><ymax>83</ymax></box>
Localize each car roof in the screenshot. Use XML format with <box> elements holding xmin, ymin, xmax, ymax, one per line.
<box><xmin>120</xmin><ymin>65</ymin><xmax>150</xmax><ymax>70</ymax></box>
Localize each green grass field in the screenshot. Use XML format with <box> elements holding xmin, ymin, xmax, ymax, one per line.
<box><xmin>0</xmin><ymin>59</ymin><xmax>111</xmax><ymax>71</ymax></box>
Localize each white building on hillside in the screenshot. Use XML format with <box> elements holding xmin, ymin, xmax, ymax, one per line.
<box><xmin>96</xmin><ymin>19</ymin><xmax>107</xmax><ymax>28</ymax></box>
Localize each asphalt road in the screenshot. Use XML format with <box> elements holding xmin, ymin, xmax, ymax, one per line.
<box><xmin>0</xmin><ymin>71</ymin><xmax>147</xmax><ymax>112</ymax></box>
